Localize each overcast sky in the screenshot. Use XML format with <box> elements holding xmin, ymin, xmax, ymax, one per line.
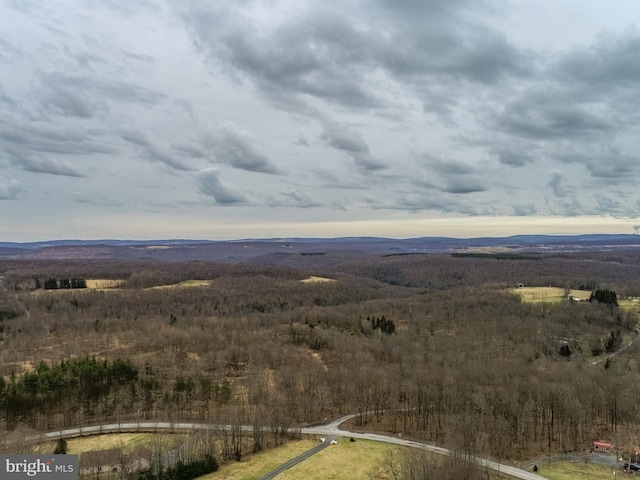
<box><xmin>2</xmin><ymin>0</ymin><xmax>640</xmax><ymax>241</ymax></box>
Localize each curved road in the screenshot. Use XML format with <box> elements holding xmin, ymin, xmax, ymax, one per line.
<box><xmin>39</xmin><ymin>415</ymin><xmax>546</xmax><ymax>480</ymax></box>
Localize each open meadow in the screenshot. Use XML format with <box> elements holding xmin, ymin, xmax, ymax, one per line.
<box><xmin>511</xmin><ymin>286</ymin><xmax>591</xmax><ymax>303</ymax></box>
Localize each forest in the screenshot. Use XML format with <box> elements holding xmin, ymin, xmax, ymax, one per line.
<box><xmin>1</xmin><ymin>249</ymin><xmax>640</xmax><ymax>476</ymax></box>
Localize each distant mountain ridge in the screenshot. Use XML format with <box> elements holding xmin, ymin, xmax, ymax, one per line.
<box><xmin>0</xmin><ymin>239</ymin><xmax>215</xmax><ymax>250</ymax></box>
<box><xmin>2</xmin><ymin>233</ymin><xmax>637</xmax><ymax>248</ymax></box>
<box><xmin>1</xmin><ymin>234</ymin><xmax>639</xmax><ymax>262</ymax></box>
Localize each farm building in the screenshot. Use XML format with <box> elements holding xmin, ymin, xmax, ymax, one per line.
<box><xmin>593</xmin><ymin>441</ymin><xmax>612</xmax><ymax>452</ymax></box>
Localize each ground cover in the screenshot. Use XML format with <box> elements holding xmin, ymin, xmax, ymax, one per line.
<box><xmin>533</xmin><ymin>461</ymin><xmax>621</xmax><ymax>480</ymax></box>
<box><xmin>35</xmin><ymin>433</ymin><xmax>187</xmax><ymax>455</ymax></box>
<box><xmin>300</xmin><ymin>276</ymin><xmax>335</xmax><ymax>283</ymax></box>
<box><xmin>85</xmin><ymin>279</ymin><xmax>125</xmax><ymax>289</ymax></box>
<box><xmin>259</xmin><ymin>439</ymin><xmax>396</xmax><ymax>480</ymax></box>
<box><xmin>150</xmin><ymin>279</ymin><xmax>214</xmax><ymax>289</ymax></box>
<box><xmin>512</xmin><ymin>286</ymin><xmax>640</xmax><ymax>313</ymax></box>
<box><xmin>198</xmin><ymin>438</ymin><xmax>318</xmax><ymax>480</ymax></box>
<box><xmin>511</xmin><ymin>287</ymin><xmax>591</xmax><ymax>303</ymax></box>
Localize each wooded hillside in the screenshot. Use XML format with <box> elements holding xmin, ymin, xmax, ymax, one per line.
<box><xmin>1</xmin><ymin>251</ymin><xmax>640</xmax><ymax>463</ymax></box>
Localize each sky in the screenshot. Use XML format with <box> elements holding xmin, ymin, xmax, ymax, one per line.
<box><xmin>2</xmin><ymin>0</ymin><xmax>640</xmax><ymax>241</ymax></box>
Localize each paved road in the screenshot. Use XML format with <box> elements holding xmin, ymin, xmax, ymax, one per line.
<box><xmin>40</xmin><ymin>417</ymin><xmax>547</xmax><ymax>480</ymax></box>
<box><xmin>588</xmin><ymin>326</ymin><xmax>640</xmax><ymax>366</ymax></box>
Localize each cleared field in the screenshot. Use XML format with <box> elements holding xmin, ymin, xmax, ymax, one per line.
<box><xmin>300</xmin><ymin>276</ymin><xmax>335</xmax><ymax>283</ymax></box>
<box><xmin>511</xmin><ymin>287</ymin><xmax>591</xmax><ymax>303</ymax></box>
<box><xmin>512</xmin><ymin>287</ymin><xmax>640</xmax><ymax>314</ymax></box>
<box><xmin>151</xmin><ymin>280</ymin><xmax>214</xmax><ymax>289</ymax></box>
<box><xmin>275</xmin><ymin>439</ymin><xmax>399</xmax><ymax>480</ymax></box>
<box><xmin>86</xmin><ymin>279</ymin><xmax>125</xmax><ymax>289</ymax></box>
<box><xmin>619</xmin><ymin>298</ymin><xmax>640</xmax><ymax>314</ymax></box>
<box><xmin>199</xmin><ymin>439</ymin><xmax>319</xmax><ymax>480</ymax></box>
<box><xmin>277</xmin><ymin>441</ymin><xmax>519</xmax><ymax>480</ymax></box>
<box><xmin>36</xmin><ymin>433</ymin><xmax>188</xmax><ymax>455</ymax></box>
<box><xmin>533</xmin><ymin>461</ymin><xmax>620</xmax><ymax>480</ymax></box>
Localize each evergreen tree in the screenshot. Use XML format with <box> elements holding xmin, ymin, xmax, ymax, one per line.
<box><xmin>589</xmin><ymin>289</ymin><xmax>618</xmax><ymax>306</ymax></box>
<box><xmin>53</xmin><ymin>438</ymin><xmax>67</xmax><ymax>454</ymax></box>
<box><xmin>605</xmin><ymin>330</ymin><xmax>623</xmax><ymax>353</ymax></box>
<box><xmin>71</xmin><ymin>278</ymin><xmax>87</xmax><ymax>289</ymax></box>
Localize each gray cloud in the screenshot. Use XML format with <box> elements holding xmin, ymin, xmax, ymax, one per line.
<box><xmin>0</xmin><ymin>84</ymin><xmax>15</xmax><ymax>108</ymax></box>
<box><xmin>321</xmin><ymin>126</ymin><xmax>369</xmax><ymax>154</ymax></box>
<box><xmin>3</xmin><ymin>0</ymin><xmax>640</xmax><ymax>239</ymax></box>
<box><xmin>512</xmin><ymin>204</ymin><xmax>538</xmax><ymax>216</ymax></box>
<box><xmin>429</xmin><ymin>158</ymin><xmax>476</xmax><ymax>175</ymax></box>
<box><xmin>266</xmin><ymin>188</ymin><xmax>320</xmax><ymax>208</ymax></box>
<box><xmin>44</xmin><ymin>74</ymin><xmax>166</xmax><ymax>107</ymax></box>
<box><xmin>42</xmin><ymin>87</ymin><xmax>96</xmax><ymax>118</ymax></box>
<box><xmin>294</xmin><ymin>134</ymin><xmax>309</xmax><ymax>146</ymax></box>
<box><xmin>121</xmin><ymin>130</ymin><xmax>192</xmax><ymax>171</ymax></box>
<box><xmin>392</xmin><ymin>193</ymin><xmax>461</xmax><ymax>213</ymax></box>
<box><xmin>547</xmin><ymin>171</ymin><xmax>572</xmax><ymax>198</ymax></box>
<box><xmin>74</xmin><ymin>192</ymin><xmax>122</xmax><ymax>207</ymax></box>
<box><xmin>553</xmin><ymin>145</ymin><xmax>638</xmax><ymax>182</ymax></box>
<box><xmin>198</xmin><ymin>168</ymin><xmax>247</xmax><ymax>205</ymax></box>
<box><xmin>178</xmin><ymin>0</ymin><xmax>532</xmax><ymax>120</ymax></box>
<box><xmin>557</xmin><ymin>29</ymin><xmax>640</xmax><ymax>89</ymax></box>
<box><xmin>191</xmin><ymin>8</ymin><xmax>384</xmax><ymax>112</ymax></box>
<box><xmin>0</xmin><ymin>176</ymin><xmax>25</xmax><ymax>200</ymax></box>
<box><xmin>443</xmin><ymin>177</ymin><xmax>487</xmax><ymax>194</ymax></box>
<box><xmin>12</xmin><ymin>154</ymin><xmax>84</xmax><ymax>177</ymax></box>
<box><xmin>496</xmin><ymin>97</ymin><xmax>613</xmax><ymax>141</ymax></box>
<box><xmin>205</xmin><ymin>123</ymin><xmax>281</xmax><ymax>174</ymax></box>
<box><xmin>490</xmin><ymin>145</ymin><xmax>538</xmax><ymax>167</ymax></box>
<box><xmin>0</xmin><ymin>120</ymin><xmax>116</xmax><ymax>157</ymax></box>
<box><xmin>595</xmin><ymin>195</ymin><xmax>624</xmax><ymax>216</ymax></box>
<box><xmin>321</xmin><ymin>124</ymin><xmax>387</xmax><ymax>172</ymax></box>
<box><xmin>38</xmin><ymin>75</ymin><xmax>108</xmax><ymax>119</ymax></box>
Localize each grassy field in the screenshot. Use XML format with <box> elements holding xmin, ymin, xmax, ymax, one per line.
<box><xmin>35</xmin><ymin>433</ymin><xmax>189</xmax><ymax>455</ymax></box>
<box><xmin>86</xmin><ymin>279</ymin><xmax>125</xmax><ymax>289</ymax></box>
<box><xmin>276</xmin><ymin>439</ymin><xmax>398</xmax><ymax>480</ymax></box>
<box><xmin>300</xmin><ymin>276</ymin><xmax>335</xmax><ymax>283</ymax></box>
<box><xmin>533</xmin><ymin>461</ymin><xmax>621</xmax><ymax>480</ymax></box>
<box><xmin>199</xmin><ymin>439</ymin><xmax>320</xmax><ymax>480</ymax></box>
<box><xmin>619</xmin><ymin>298</ymin><xmax>640</xmax><ymax>313</ymax></box>
<box><xmin>151</xmin><ymin>279</ymin><xmax>214</xmax><ymax>289</ymax></box>
<box><xmin>511</xmin><ymin>287</ymin><xmax>591</xmax><ymax>303</ymax></box>
<box><xmin>33</xmin><ymin>432</ymin><xmax>588</xmax><ymax>480</ymax></box>
<box><xmin>512</xmin><ymin>286</ymin><xmax>640</xmax><ymax>314</ymax></box>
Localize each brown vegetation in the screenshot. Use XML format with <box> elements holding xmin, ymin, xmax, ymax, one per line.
<box><xmin>1</xmin><ymin>251</ymin><xmax>640</xmax><ymax>466</ymax></box>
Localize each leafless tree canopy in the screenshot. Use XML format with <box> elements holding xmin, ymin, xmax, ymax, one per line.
<box><xmin>1</xmin><ymin>251</ymin><xmax>640</xmax><ymax>462</ymax></box>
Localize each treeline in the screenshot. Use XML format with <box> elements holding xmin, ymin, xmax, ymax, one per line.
<box><xmin>136</xmin><ymin>455</ymin><xmax>218</xmax><ymax>480</ymax></box>
<box><xmin>590</xmin><ymin>289</ymin><xmax>618</xmax><ymax>306</ymax></box>
<box><xmin>0</xmin><ymin>259</ymin><xmax>307</xmax><ymax>291</ymax></box>
<box><xmin>0</xmin><ymin>357</ymin><xmax>137</xmax><ymax>429</ymax></box>
<box><xmin>39</xmin><ymin>277</ymin><xmax>87</xmax><ymax>289</ymax></box>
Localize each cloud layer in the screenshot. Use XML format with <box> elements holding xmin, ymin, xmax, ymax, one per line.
<box><xmin>1</xmin><ymin>0</ymin><xmax>640</xmax><ymax>240</ymax></box>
